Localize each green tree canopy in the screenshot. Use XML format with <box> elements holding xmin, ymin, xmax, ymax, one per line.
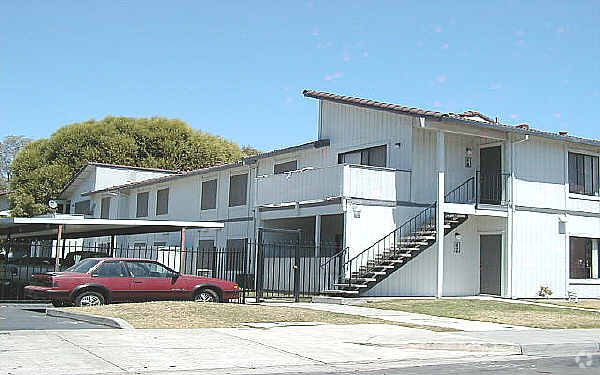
<box><xmin>10</xmin><ymin>116</ymin><xmax>259</xmax><ymax>216</ymax></box>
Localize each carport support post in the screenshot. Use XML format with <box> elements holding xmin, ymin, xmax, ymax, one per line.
<box><xmin>110</xmin><ymin>235</ymin><xmax>116</xmax><ymax>257</ymax></box>
<box><xmin>55</xmin><ymin>224</ymin><xmax>64</xmax><ymax>272</ymax></box>
<box><xmin>180</xmin><ymin>228</ymin><xmax>186</xmax><ymax>273</ymax></box>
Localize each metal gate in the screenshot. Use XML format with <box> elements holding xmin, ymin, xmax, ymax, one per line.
<box><xmin>252</xmin><ymin>228</ymin><xmax>346</xmax><ymax>301</ymax></box>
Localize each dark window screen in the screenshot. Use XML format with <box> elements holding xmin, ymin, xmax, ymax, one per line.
<box><xmin>274</xmin><ymin>160</ymin><xmax>298</xmax><ymax>174</ymax></box>
<box><xmin>228</xmin><ymin>174</ymin><xmax>248</xmax><ymax>207</ymax></box>
<box><xmin>136</xmin><ymin>192</ymin><xmax>149</xmax><ymax>217</ymax></box>
<box><xmin>201</xmin><ymin>179</ymin><xmax>217</xmax><ymax>210</ymax></box>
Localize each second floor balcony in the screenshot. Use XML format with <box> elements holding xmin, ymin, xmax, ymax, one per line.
<box><xmin>256</xmin><ymin>164</ymin><xmax>411</xmax><ymax>207</ymax></box>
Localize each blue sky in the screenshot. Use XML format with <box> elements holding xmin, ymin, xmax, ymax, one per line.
<box><xmin>1</xmin><ymin>1</ymin><xmax>598</xmax><ymax>151</ymax></box>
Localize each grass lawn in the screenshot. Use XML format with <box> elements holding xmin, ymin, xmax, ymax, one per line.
<box><xmin>67</xmin><ymin>301</ymin><xmax>457</xmax><ymax>331</ymax></box>
<box><xmin>527</xmin><ymin>299</ymin><xmax>600</xmax><ymax>311</ymax></box>
<box><xmin>359</xmin><ymin>299</ymin><xmax>600</xmax><ymax>329</ymax></box>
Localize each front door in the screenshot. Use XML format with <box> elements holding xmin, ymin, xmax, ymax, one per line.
<box><xmin>480</xmin><ymin>146</ymin><xmax>502</xmax><ymax>204</ymax></box>
<box><xmin>480</xmin><ymin>234</ymin><xmax>502</xmax><ymax>295</ymax></box>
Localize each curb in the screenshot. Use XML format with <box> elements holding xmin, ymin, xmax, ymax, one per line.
<box><xmin>46</xmin><ymin>308</ymin><xmax>135</xmax><ymax>329</ymax></box>
<box><xmin>520</xmin><ymin>342</ymin><xmax>600</xmax><ymax>356</ymax></box>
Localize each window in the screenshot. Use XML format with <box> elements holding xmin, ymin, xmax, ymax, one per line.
<box><xmin>274</xmin><ymin>160</ymin><xmax>298</xmax><ymax>174</ymax></box>
<box><xmin>569</xmin><ymin>152</ymin><xmax>599</xmax><ymax>196</ymax></box>
<box><xmin>570</xmin><ymin>237</ymin><xmax>600</xmax><ymax>279</ymax></box>
<box><xmin>153</xmin><ymin>241</ymin><xmax>167</xmax><ymax>248</ymax></box>
<box><xmin>136</xmin><ymin>192</ymin><xmax>149</xmax><ymax>217</ymax></box>
<box><xmin>201</xmin><ymin>179</ymin><xmax>217</xmax><ymax>210</ymax></box>
<box><xmin>156</xmin><ymin>188</ymin><xmax>169</xmax><ymax>215</ymax></box>
<box><xmin>338</xmin><ymin>145</ymin><xmax>387</xmax><ymax>167</ymax></box>
<box><xmin>94</xmin><ymin>261</ymin><xmax>127</xmax><ymax>278</ymax></box>
<box><xmin>226</xmin><ymin>239</ymin><xmax>247</xmax><ymax>271</ymax></box>
<box><xmin>100</xmin><ymin>197</ymin><xmax>111</xmax><ymax>219</ymax></box>
<box><xmin>228</xmin><ymin>174</ymin><xmax>248</xmax><ymax>207</ymax></box>
<box><xmin>133</xmin><ymin>242</ymin><xmax>147</xmax><ymax>249</ymax></box>
<box><xmin>125</xmin><ymin>261</ymin><xmax>174</xmax><ymax>278</ymax></box>
<box><xmin>64</xmin><ymin>200</ymin><xmax>71</xmax><ymax>214</ymax></box>
<box><xmin>74</xmin><ymin>200</ymin><xmax>91</xmax><ymax>215</ymax></box>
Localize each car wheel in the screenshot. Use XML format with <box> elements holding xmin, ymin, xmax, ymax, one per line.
<box><xmin>194</xmin><ymin>288</ymin><xmax>219</xmax><ymax>303</ymax></box>
<box><xmin>75</xmin><ymin>291</ymin><xmax>105</xmax><ymax>307</ymax></box>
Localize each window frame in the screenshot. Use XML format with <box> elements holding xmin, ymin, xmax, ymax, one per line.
<box><xmin>100</xmin><ymin>197</ymin><xmax>111</xmax><ymax>219</ymax></box>
<box><xmin>337</xmin><ymin>145</ymin><xmax>387</xmax><ymax>168</ymax></box>
<box><xmin>74</xmin><ymin>200</ymin><xmax>92</xmax><ymax>215</ymax></box>
<box><xmin>136</xmin><ymin>191</ymin><xmax>150</xmax><ymax>218</ymax></box>
<box><xmin>569</xmin><ymin>236</ymin><xmax>600</xmax><ymax>280</ymax></box>
<box><xmin>274</xmin><ymin>160</ymin><xmax>298</xmax><ymax>174</ymax></box>
<box><xmin>201</xmin><ymin>179</ymin><xmax>218</xmax><ymax>210</ymax></box>
<box><xmin>569</xmin><ymin>152</ymin><xmax>599</xmax><ymax>196</ymax></box>
<box><xmin>156</xmin><ymin>188</ymin><xmax>169</xmax><ymax>216</ymax></box>
<box><xmin>228</xmin><ymin>173</ymin><xmax>248</xmax><ymax>207</ymax></box>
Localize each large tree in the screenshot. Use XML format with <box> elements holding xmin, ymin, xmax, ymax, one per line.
<box><xmin>10</xmin><ymin>117</ymin><xmax>257</xmax><ymax>216</ymax></box>
<box><xmin>0</xmin><ymin>136</ymin><xmax>32</xmax><ymax>190</ymax></box>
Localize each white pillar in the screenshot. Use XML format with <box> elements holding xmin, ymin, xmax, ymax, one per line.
<box><xmin>436</xmin><ymin>131</ymin><xmax>445</xmax><ymax>298</ymax></box>
<box><xmin>314</xmin><ymin>215</ymin><xmax>322</xmax><ymax>257</ymax></box>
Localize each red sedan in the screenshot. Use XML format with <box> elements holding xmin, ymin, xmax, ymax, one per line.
<box><xmin>24</xmin><ymin>258</ymin><xmax>241</xmax><ymax>307</ymax></box>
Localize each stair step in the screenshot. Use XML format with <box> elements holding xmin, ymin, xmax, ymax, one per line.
<box><xmin>364</xmin><ymin>264</ymin><xmax>395</xmax><ymax>269</ymax></box>
<box><xmin>320</xmin><ymin>289</ymin><xmax>360</xmax><ymax>295</ymax></box>
<box><xmin>352</xmin><ymin>271</ymin><xmax>387</xmax><ymax>276</ymax></box>
<box><xmin>345</xmin><ymin>278</ymin><xmax>377</xmax><ymax>283</ymax></box>
<box><xmin>333</xmin><ymin>283</ymin><xmax>369</xmax><ymax>288</ymax></box>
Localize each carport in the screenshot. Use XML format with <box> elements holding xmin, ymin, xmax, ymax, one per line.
<box><xmin>0</xmin><ymin>216</ymin><xmax>224</xmax><ymax>271</ymax></box>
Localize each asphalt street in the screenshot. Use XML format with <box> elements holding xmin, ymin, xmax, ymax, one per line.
<box><xmin>0</xmin><ymin>304</ymin><xmax>110</xmax><ymax>330</ymax></box>
<box><xmin>268</xmin><ymin>355</ymin><xmax>600</xmax><ymax>374</ymax></box>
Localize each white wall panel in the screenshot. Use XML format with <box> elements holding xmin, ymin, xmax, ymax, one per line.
<box><xmin>512</xmin><ymin>210</ymin><xmax>567</xmax><ymax>298</ymax></box>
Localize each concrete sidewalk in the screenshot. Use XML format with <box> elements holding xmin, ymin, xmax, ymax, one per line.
<box><xmin>0</xmin><ymin>324</ymin><xmax>527</xmax><ymax>375</ymax></box>
<box><xmin>268</xmin><ymin>302</ymin><xmax>532</xmax><ymax>331</ymax></box>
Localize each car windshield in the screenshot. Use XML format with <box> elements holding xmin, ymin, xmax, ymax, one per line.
<box><xmin>65</xmin><ymin>258</ymin><xmax>102</xmax><ymax>273</ymax></box>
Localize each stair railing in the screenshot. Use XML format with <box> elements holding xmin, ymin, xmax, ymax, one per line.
<box><xmin>344</xmin><ymin>202</ymin><xmax>437</xmax><ymax>289</ymax></box>
<box><xmin>444</xmin><ymin>177</ymin><xmax>476</xmax><ymax>204</ymax></box>
<box><xmin>319</xmin><ymin>247</ymin><xmax>349</xmax><ymax>291</ymax></box>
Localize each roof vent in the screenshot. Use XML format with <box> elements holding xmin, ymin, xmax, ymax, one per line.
<box><xmin>559</xmin><ymin>131</ymin><xmax>568</xmax><ymax>136</ymax></box>
<box><xmin>515</xmin><ymin>124</ymin><xmax>530</xmax><ymax>130</ymax></box>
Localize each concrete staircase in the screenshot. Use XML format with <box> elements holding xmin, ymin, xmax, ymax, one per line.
<box><xmin>320</xmin><ymin>210</ymin><xmax>468</xmax><ymax>297</ymax></box>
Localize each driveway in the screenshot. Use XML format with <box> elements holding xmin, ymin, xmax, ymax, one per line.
<box><xmin>0</xmin><ymin>304</ymin><xmax>111</xmax><ymax>331</ymax></box>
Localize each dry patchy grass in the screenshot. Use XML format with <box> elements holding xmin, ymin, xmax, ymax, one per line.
<box><xmin>528</xmin><ymin>299</ymin><xmax>600</xmax><ymax>311</ymax></box>
<box><xmin>67</xmin><ymin>301</ymin><xmax>457</xmax><ymax>331</ymax></box>
<box><xmin>360</xmin><ymin>299</ymin><xmax>600</xmax><ymax>329</ymax></box>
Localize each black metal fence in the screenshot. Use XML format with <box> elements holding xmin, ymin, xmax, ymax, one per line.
<box><xmin>0</xmin><ymin>240</ymin><xmax>346</xmax><ymax>302</ymax></box>
<box><xmin>252</xmin><ymin>242</ymin><xmax>345</xmax><ymax>301</ymax></box>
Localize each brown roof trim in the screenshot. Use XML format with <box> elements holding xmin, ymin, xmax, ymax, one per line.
<box><xmin>303</xmin><ymin>89</ymin><xmax>600</xmax><ymax>147</ymax></box>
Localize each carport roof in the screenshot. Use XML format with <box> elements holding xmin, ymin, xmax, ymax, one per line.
<box><xmin>0</xmin><ymin>216</ymin><xmax>224</xmax><ymax>240</ymax></box>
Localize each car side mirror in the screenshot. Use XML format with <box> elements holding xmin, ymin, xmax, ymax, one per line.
<box><xmin>171</xmin><ymin>272</ymin><xmax>180</xmax><ymax>281</ymax></box>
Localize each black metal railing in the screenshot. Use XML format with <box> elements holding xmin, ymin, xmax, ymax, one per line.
<box><xmin>477</xmin><ymin>171</ymin><xmax>510</xmax><ymax>205</ymax></box>
<box><xmin>444</xmin><ymin>173</ymin><xmax>510</xmax><ymax>206</ymax></box>
<box><xmin>342</xmin><ymin>202</ymin><xmax>437</xmax><ymax>290</ymax></box>
<box><xmin>445</xmin><ymin>177</ymin><xmax>476</xmax><ymax>204</ymax></box>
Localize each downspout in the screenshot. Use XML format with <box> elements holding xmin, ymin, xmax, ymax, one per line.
<box><xmin>509</xmin><ymin>134</ymin><xmax>530</xmax><ymax>298</ymax></box>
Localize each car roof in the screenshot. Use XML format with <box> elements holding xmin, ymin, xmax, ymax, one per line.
<box><xmin>97</xmin><ymin>258</ymin><xmax>157</xmax><ymax>262</ymax></box>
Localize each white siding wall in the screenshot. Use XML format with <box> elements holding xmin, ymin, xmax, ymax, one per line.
<box><xmin>320</xmin><ymin>101</ymin><xmax>413</xmax><ymax>170</ymax></box>
<box><xmin>365</xmin><ymin>216</ymin><xmax>482</xmax><ymax>297</ymax></box>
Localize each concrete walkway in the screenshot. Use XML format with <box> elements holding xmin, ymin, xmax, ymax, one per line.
<box><xmin>267</xmin><ymin>302</ymin><xmax>533</xmax><ymax>331</ymax></box>
<box><xmin>0</xmin><ymin>324</ymin><xmax>528</xmax><ymax>375</ymax></box>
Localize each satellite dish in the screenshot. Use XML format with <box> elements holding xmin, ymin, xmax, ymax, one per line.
<box><xmin>48</xmin><ymin>200</ymin><xmax>58</xmax><ymax>209</ymax></box>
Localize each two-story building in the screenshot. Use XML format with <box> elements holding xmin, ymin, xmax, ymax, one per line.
<box><xmin>59</xmin><ymin>90</ymin><xmax>600</xmax><ymax>299</ymax></box>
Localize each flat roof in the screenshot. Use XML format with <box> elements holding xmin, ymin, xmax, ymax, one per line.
<box><xmin>0</xmin><ymin>217</ymin><xmax>224</xmax><ymax>240</ymax></box>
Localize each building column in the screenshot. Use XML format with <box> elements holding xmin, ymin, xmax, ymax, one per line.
<box><xmin>314</xmin><ymin>215</ymin><xmax>322</xmax><ymax>257</ymax></box>
<box><xmin>55</xmin><ymin>224</ymin><xmax>64</xmax><ymax>272</ymax></box>
<box><xmin>436</xmin><ymin>131</ymin><xmax>445</xmax><ymax>298</ymax></box>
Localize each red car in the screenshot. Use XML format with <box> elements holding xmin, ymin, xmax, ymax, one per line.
<box><xmin>24</xmin><ymin>258</ymin><xmax>241</xmax><ymax>307</ymax></box>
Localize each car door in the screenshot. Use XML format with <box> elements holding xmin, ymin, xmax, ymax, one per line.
<box><xmin>90</xmin><ymin>261</ymin><xmax>133</xmax><ymax>302</ymax></box>
<box><xmin>124</xmin><ymin>260</ymin><xmax>186</xmax><ymax>301</ymax></box>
